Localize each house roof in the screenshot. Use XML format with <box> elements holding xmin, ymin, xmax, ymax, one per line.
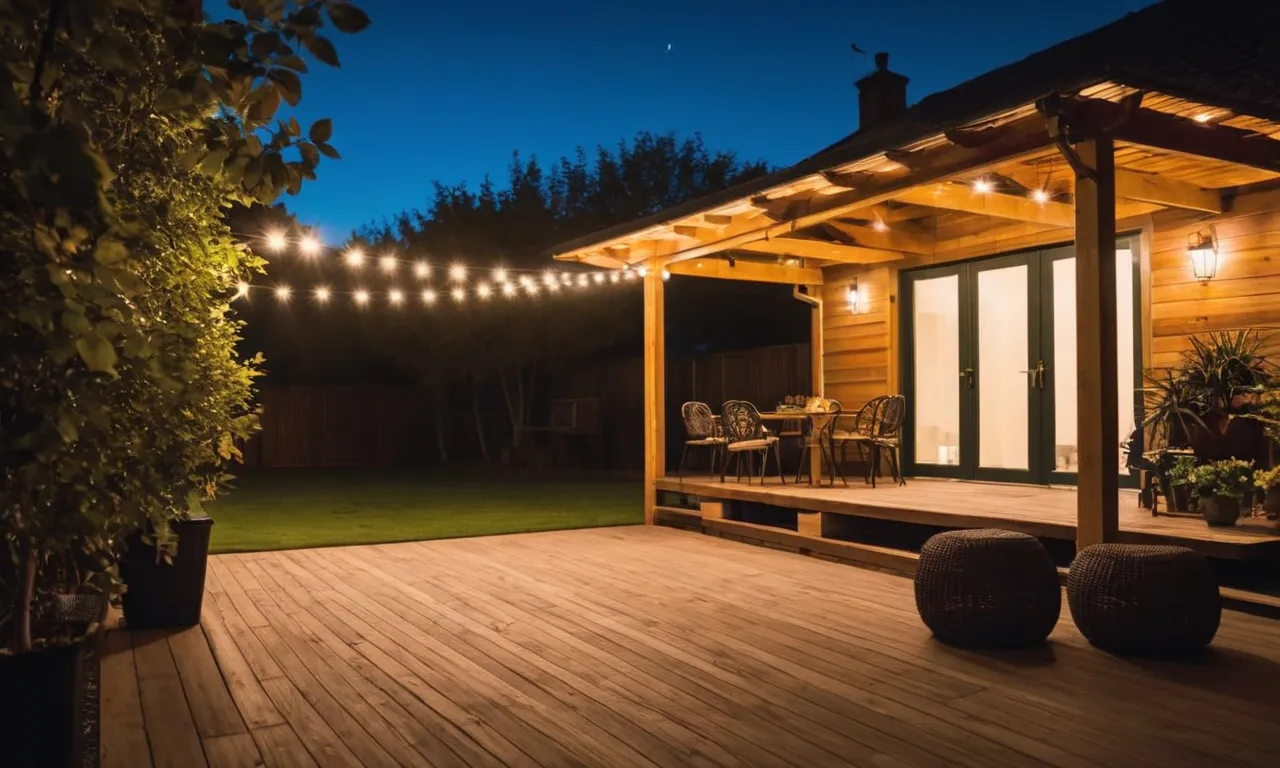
<box><xmin>551</xmin><ymin>0</ymin><xmax>1280</xmax><ymax>258</ymax></box>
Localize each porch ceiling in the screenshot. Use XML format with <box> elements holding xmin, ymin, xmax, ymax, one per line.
<box><xmin>552</xmin><ymin>84</ymin><xmax>1280</xmax><ymax>279</ymax></box>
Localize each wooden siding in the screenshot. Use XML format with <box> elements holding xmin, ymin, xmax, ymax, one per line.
<box><xmin>821</xmin><ymin>182</ymin><xmax>1280</xmax><ymax>409</ymax></box>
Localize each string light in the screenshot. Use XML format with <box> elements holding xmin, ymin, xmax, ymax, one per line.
<box><xmin>561</xmin><ymin>272</ymin><xmax>573</xmax><ymax>285</ymax></box>
<box><xmin>298</xmin><ymin>234</ymin><xmax>321</xmax><ymax>256</ymax></box>
<box><xmin>379</xmin><ymin>254</ymin><xmax>397</xmax><ymax>273</ymax></box>
<box><xmin>871</xmin><ymin>219</ymin><xmax>889</xmax><ymax>233</ymax></box>
<box><xmin>476</xmin><ymin>282</ymin><xmax>493</xmax><ymax>300</ymax></box>
<box><xmin>450</xmin><ymin>286</ymin><xmax>466</xmax><ymax>303</ymax></box>
<box><xmin>547</xmin><ymin>280</ymin><xmax>560</xmax><ymax>293</ymax></box>
<box><xmin>524</xmin><ymin>281</ymin><xmax>540</xmax><ymax>295</ymax></box>
<box><xmin>636</xmin><ymin>265</ymin><xmax>649</xmax><ymax>277</ymax></box>
<box><xmin>413</xmin><ymin>260</ymin><xmax>430</xmax><ymax>279</ymax></box>
<box><xmin>623</xmin><ymin>270</ymin><xmax>637</xmax><ymax>281</ymax></box>
<box><xmin>542</xmin><ymin>270</ymin><xmax>557</xmax><ymax>287</ymax></box>
<box><xmin>449</xmin><ymin>263</ymin><xmax>467</xmax><ymax>282</ymax></box>
<box><xmin>354</xmin><ymin>289</ymin><xmax>370</xmax><ymax>306</ymax></box>
<box><xmin>344</xmin><ymin>248</ymin><xmax>365</xmax><ymax>268</ymax></box>
<box><xmin>421</xmin><ymin>288</ymin><xmax>437</xmax><ymax>305</ymax></box>
<box><xmin>493</xmin><ymin>266</ymin><xmax>508</xmax><ymax>283</ymax></box>
<box><xmin>661</xmin><ymin>269</ymin><xmax>671</xmax><ymax>281</ymax></box>
<box><xmin>313</xmin><ymin>286</ymin><xmax>331</xmax><ymax>303</ymax></box>
<box><xmin>593</xmin><ymin>272</ymin><xmax>606</xmax><ymax>284</ymax></box>
<box><xmin>576</xmin><ymin>273</ymin><xmax>589</xmax><ymax>288</ymax></box>
<box><xmin>1031</xmin><ymin>188</ymin><xmax>1050</xmax><ymax>204</ymax></box>
<box><xmin>502</xmin><ymin>282</ymin><xmax>518</xmax><ymax>297</ymax></box>
<box><xmin>972</xmin><ymin>178</ymin><xmax>993</xmax><ymax>194</ymax></box>
<box><xmin>609</xmin><ymin>272</ymin><xmax>620</xmax><ymax>284</ymax></box>
<box><xmin>265</xmin><ymin>231</ymin><xmax>288</xmax><ymax>252</ymax></box>
<box><xmin>388</xmin><ymin>288</ymin><xmax>404</xmax><ymax>306</ymax></box>
<box><xmin>274</xmin><ymin>284</ymin><xmax>292</xmax><ymax>302</ymax></box>
<box><xmin>235</xmin><ymin>281</ymin><xmax>250</xmax><ymax>299</ymax></box>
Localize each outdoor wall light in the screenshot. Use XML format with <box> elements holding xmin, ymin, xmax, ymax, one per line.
<box><xmin>1187</xmin><ymin>228</ymin><xmax>1218</xmax><ymax>281</ymax></box>
<box><xmin>847</xmin><ymin>279</ymin><xmax>860</xmax><ymax>313</ymax></box>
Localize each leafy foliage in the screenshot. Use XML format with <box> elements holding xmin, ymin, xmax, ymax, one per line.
<box><xmin>1179</xmin><ymin>330</ymin><xmax>1275</xmax><ymax>412</ymax></box>
<box><xmin>1255</xmin><ymin>465</ymin><xmax>1280</xmax><ymax>491</ymax></box>
<box><xmin>1187</xmin><ymin>458</ymin><xmax>1254</xmax><ymax>499</ymax></box>
<box><xmin>0</xmin><ymin>0</ymin><xmax>367</xmax><ymax>651</ymax></box>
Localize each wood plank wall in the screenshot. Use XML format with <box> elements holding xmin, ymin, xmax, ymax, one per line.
<box><xmin>820</xmin><ymin>183</ymin><xmax>1280</xmax><ymax>412</ymax></box>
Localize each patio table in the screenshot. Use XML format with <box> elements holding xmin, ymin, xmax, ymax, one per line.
<box><xmin>759</xmin><ymin>411</ymin><xmax>837</xmax><ymax>485</ymax></box>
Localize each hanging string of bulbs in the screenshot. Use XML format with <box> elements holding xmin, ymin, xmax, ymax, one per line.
<box><xmin>233</xmin><ymin>230</ymin><xmax>670</xmax><ymax>307</ymax></box>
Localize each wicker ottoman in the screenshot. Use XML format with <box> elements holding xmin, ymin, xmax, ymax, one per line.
<box><xmin>914</xmin><ymin>529</ymin><xmax>1061</xmax><ymax>648</ymax></box>
<box><xmin>1067</xmin><ymin>544</ymin><xmax>1220</xmax><ymax>654</ymax></box>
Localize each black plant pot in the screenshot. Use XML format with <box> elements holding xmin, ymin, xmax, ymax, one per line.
<box><xmin>120</xmin><ymin>517</ymin><xmax>214</xmax><ymax>629</ymax></box>
<box><xmin>1199</xmin><ymin>495</ymin><xmax>1241</xmax><ymax>527</ymax></box>
<box><xmin>0</xmin><ymin>641</ymin><xmax>89</xmax><ymax>767</ymax></box>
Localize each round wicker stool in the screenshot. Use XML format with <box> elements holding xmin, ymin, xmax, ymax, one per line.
<box><xmin>914</xmin><ymin>529</ymin><xmax>1061</xmax><ymax>648</ymax></box>
<box><xmin>1067</xmin><ymin>544</ymin><xmax>1220</xmax><ymax>654</ymax></box>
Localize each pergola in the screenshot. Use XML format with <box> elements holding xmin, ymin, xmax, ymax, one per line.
<box><xmin>550</xmin><ymin>0</ymin><xmax>1280</xmax><ymax>547</ymax></box>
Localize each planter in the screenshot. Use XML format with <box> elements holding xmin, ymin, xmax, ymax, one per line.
<box><xmin>1189</xmin><ymin>416</ymin><xmax>1268</xmax><ymax>465</ymax></box>
<box><xmin>1199</xmin><ymin>495</ymin><xmax>1241</xmax><ymax>527</ymax></box>
<box><xmin>0</xmin><ymin>640</ymin><xmax>90</xmax><ymax>767</ymax></box>
<box><xmin>1266</xmin><ymin>488</ymin><xmax>1280</xmax><ymax>519</ymax></box>
<box><xmin>120</xmin><ymin>517</ymin><xmax>214</xmax><ymax>629</ymax></box>
<box><xmin>1169</xmin><ymin>485</ymin><xmax>1194</xmax><ymax>514</ymax></box>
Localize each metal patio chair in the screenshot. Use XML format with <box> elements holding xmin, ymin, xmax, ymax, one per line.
<box><xmin>868</xmin><ymin>395</ymin><xmax>906</xmax><ymax>487</ymax></box>
<box><xmin>678</xmin><ymin>401</ymin><xmax>727</xmax><ymax>479</ymax></box>
<box><xmin>796</xmin><ymin>399</ymin><xmax>842</xmax><ymax>485</ymax></box>
<box><xmin>720</xmin><ymin>400</ymin><xmax>786</xmax><ymax>485</ymax></box>
<box><xmin>830</xmin><ymin>395</ymin><xmax>886</xmax><ymax>485</ymax></box>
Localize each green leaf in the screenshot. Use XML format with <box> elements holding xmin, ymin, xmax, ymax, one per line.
<box><xmin>61</xmin><ymin>310</ymin><xmax>92</xmax><ymax>335</ymax></box>
<box><xmin>93</xmin><ymin>237</ymin><xmax>128</xmax><ymax>266</ymax></box>
<box><xmin>277</xmin><ymin>54</ymin><xmax>309</xmax><ymax>73</ymax></box>
<box><xmin>75</xmin><ymin>333</ymin><xmax>118</xmax><ymax>375</ymax></box>
<box><xmin>302</xmin><ymin>34</ymin><xmax>340</xmax><ymax>67</ymax></box>
<box><xmin>200</xmin><ymin>147</ymin><xmax>229</xmax><ymax>176</ymax></box>
<box><xmin>57</xmin><ymin>413</ymin><xmax>79</xmax><ymax>443</ymax></box>
<box><xmin>267</xmin><ymin>68</ymin><xmax>302</xmax><ymax>106</ymax></box>
<box><xmin>177</xmin><ymin>144</ymin><xmax>205</xmax><ymax>172</ymax></box>
<box><xmin>328</xmin><ymin>3</ymin><xmax>371</xmax><ymax>33</ymax></box>
<box><xmin>297</xmin><ymin>141</ymin><xmax>320</xmax><ymax>167</ymax></box>
<box><xmin>308</xmin><ymin>118</ymin><xmax>332</xmax><ymax>144</ymax></box>
<box><xmin>317</xmin><ymin>142</ymin><xmax>341</xmax><ymax>160</ymax></box>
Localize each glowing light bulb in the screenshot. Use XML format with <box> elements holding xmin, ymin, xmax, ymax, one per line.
<box><xmin>344</xmin><ymin>248</ymin><xmax>365</xmax><ymax>268</ymax></box>
<box><xmin>871</xmin><ymin>219</ymin><xmax>889</xmax><ymax>233</ymax></box>
<box><xmin>542</xmin><ymin>270</ymin><xmax>557</xmax><ymax>286</ymax></box>
<box><xmin>592</xmin><ymin>272</ymin><xmax>606</xmax><ymax>284</ymax></box>
<box><xmin>636</xmin><ymin>265</ymin><xmax>649</xmax><ymax>277</ymax></box>
<box><xmin>576</xmin><ymin>274</ymin><xmax>589</xmax><ymax>287</ymax></box>
<box><xmin>548</xmin><ymin>280</ymin><xmax>560</xmax><ymax>293</ymax></box>
<box><xmin>298</xmin><ymin>234</ymin><xmax>321</xmax><ymax>256</ymax></box>
<box><xmin>421</xmin><ymin>288</ymin><xmax>437</xmax><ymax>305</ymax></box>
<box><xmin>493</xmin><ymin>266</ymin><xmax>508</xmax><ymax>283</ymax></box>
<box><xmin>1194</xmin><ymin>112</ymin><xmax>1213</xmax><ymax>124</ymax></box>
<box><xmin>354</xmin><ymin>289</ymin><xmax>370</xmax><ymax>306</ymax></box>
<box><xmin>561</xmin><ymin>272</ymin><xmax>573</xmax><ymax>285</ymax></box>
<box><xmin>451</xmin><ymin>286</ymin><xmax>466</xmax><ymax>303</ymax></box>
<box><xmin>379</xmin><ymin>254</ymin><xmax>396</xmax><ymax>273</ymax></box>
<box><xmin>623</xmin><ymin>269</ymin><xmax>637</xmax><ymax>281</ymax></box>
<box><xmin>502</xmin><ymin>282</ymin><xmax>517</xmax><ymax>297</ymax></box>
<box><xmin>388</xmin><ymin>289</ymin><xmax>404</xmax><ymax>306</ymax></box>
<box><xmin>413</xmin><ymin>260</ymin><xmax>430</xmax><ymax>279</ymax></box>
<box><xmin>476</xmin><ymin>282</ymin><xmax>493</xmax><ymax>299</ymax></box>
<box><xmin>525</xmin><ymin>281</ymin><xmax>540</xmax><ymax>295</ymax></box>
<box><xmin>972</xmin><ymin>178</ymin><xmax>993</xmax><ymax>194</ymax></box>
<box><xmin>314</xmin><ymin>286</ymin><xmax>331</xmax><ymax>303</ymax></box>
<box><xmin>265</xmin><ymin>230</ymin><xmax>288</xmax><ymax>252</ymax></box>
<box><xmin>274</xmin><ymin>284</ymin><xmax>292</xmax><ymax>302</ymax></box>
<box><xmin>449</xmin><ymin>263</ymin><xmax>467</xmax><ymax>282</ymax></box>
<box><xmin>1029</xmin><ymin>188</ymin><xmax>1048</xmax><ymax>205</ymax></box>
<box><xmin>609</xmin><ymin>272</ymin><xmax>620</xmax><ymax>284</ymax></box>
<box><xmin>234</xmin><ymin>281</ymin><xmax>250</xmax><ymax>299</ymax></box>
<box><xmin>661</xmin><ymin>269</ymin><xmax>671</xmax><ymax>281</ymax></box>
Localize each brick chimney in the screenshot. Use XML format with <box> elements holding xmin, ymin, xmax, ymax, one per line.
<box><xmin>856</xmin><ymin>52</ymin><xmax>909</xmax><ymax>131</ymax></box>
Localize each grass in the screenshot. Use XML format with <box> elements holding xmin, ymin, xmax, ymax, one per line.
<box><xmin>206</xmin><ymin>467</ymin><xmax>643</xmax><ymax>554</ymax></box>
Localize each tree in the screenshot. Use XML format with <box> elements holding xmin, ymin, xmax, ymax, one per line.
<box><xmin>0</xmin><ymin>0</ymin><xmax>369</xmax><ymax>652</ymax></box>
<box><xmin>358</xmin><ymin>133</ymin><xmax>768</xmax><ymax>461</ymax></box>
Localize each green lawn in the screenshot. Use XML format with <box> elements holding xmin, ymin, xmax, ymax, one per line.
<box><xmin>206</xmin><ymin>467</ymin><xmax>643</xmax><ymax>553</ymax></box>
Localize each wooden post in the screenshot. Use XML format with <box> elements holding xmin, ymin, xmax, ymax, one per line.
<box><xmin>1073</xmin><ymin>137</ymin><xmax>1119</xmax><ymax>549</ymax></box>
<box><xmin>810</xmin><ymin>284</ymin><xmax>825</xmax><ymax>481</ymax></box>
<box><xmin>643</xmin><ymin>271</ymin><xmax>666</xmax><ymax>525</ymax></box>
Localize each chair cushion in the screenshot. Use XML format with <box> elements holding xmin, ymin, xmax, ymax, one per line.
<box><xmin>832</xmin><ymin>430</ymin><xmax>872</xmax><ymax>442</ymax></box>
<box><xmin>686</xmin><ymin>437</ymin><xmax>727</xmax><ymax>446</ymax></box>
<box><xmin>727</xmin><ymin>437</ymin><xmax>777</xmax><ymax>451</ymax></box>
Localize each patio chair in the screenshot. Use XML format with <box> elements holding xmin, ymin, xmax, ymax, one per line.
<box><xmin>720</xmin><ymin>400</ymin><xmax>786</xmax><ymax>485</ymax></box>
<box><xmin>796</xmin><ymin>399</ymin><xmax>842</xmax><ymax>485</ymax></box>
<box><xmin>678</xmin><ymin>401</ymin><xmax>727</xmax><ymax>479</ymax></box>
<box><xmin>830</xmin><ymin>396</ymin><xmax>886</xmax><ymax>485</ymax></box>
<box><xmin>867</xmin><ymin>395</ymin><xmax>906</xmax><ymax>487</ymax></box>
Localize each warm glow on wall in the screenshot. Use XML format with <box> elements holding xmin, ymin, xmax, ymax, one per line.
<box><xmin>847</xmin><ymin>278</ymin><xmax>860</xmax><ymax>313</ymax></box>
<box><xmin>1187</xmin><ymin>229</ymin><xmax>1218</xmax><ymax>281</ymax></box>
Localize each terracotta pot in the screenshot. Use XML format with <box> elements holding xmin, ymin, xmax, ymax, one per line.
<box><xmin>1200</xmin><ymin>495</ymin><xmax>1241</xmax><ymax>527</ymax></box>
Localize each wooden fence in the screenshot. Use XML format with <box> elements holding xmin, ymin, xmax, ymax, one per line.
<box><xmin>243</xmin><ymin>343</ymin><xmax>811</xmax><ymax>469</ymax></box>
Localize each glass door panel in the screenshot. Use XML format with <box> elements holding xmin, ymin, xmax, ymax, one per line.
<box><xmin>912</xmin><ymin>275</ymin><xmax>962</xmax><ymax>467</ymax></box>
<box><xmin>976</xmin><ymin>265</ymin><xmax>1030</xmax><ymax>471</ymax></box>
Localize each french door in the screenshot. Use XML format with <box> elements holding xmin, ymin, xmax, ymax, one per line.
<box><xmin>900</xmin><ymin>238</ymin><xmax>1140</xmax><ymax>485</ymax></box>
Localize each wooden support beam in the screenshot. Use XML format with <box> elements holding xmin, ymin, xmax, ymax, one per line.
<box><xmin>809</xmin><ymin>285</ymin><xmax>824</xmax><ymax>482</ymax></box>
<box><xmin>823</xmin><ymin>220</ymin><xmax>934</xmax><ymax>254</ymax></box>
<box><xmin>1072</xmin><ymin>137</ymin><xmax>1120</xmax><ymax>549</ymax></box>
<box><xmin>893</xmin><ymin>183</ymin><xmax>1075</xmax><ymax>227</ymax></box>
<box><xmin>666</xmin><ymin>259</ymin><xmax>823</xmax><ymax>285</ymax></box>
<box><xmin>643</xmin><ymin>272</ymin><xmax>666</xmax><ymax>526</ymax></box>
<box><xmin>1114</xmin><ymin>169</ymin><xmax>1221</xmax><ymax>213</ymax></box>
<box><xmin>739</xmin><ymin>237</ymin><xmax>905</xmax><ymax>264</ymax></box>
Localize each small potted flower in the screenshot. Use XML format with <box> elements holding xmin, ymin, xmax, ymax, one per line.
<box><xmin>1254</xmin><ymin>466</ymin><xmax>1280</xmax><ymax>520</ymax></box>
<box><xmin>1188</xmin><ymin>458</ymin><xmax>1255</xmax><ymax>526</ymax></box>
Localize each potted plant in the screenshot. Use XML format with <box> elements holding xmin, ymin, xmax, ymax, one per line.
<box><xmin>1188</xmin><ymin>458</ymin><xmax>1255</xmax><ymax>526</ymax></box>
<box><xmin>1178</xmin><ymin>331</ymin><xmax>1275</xmax><ymax>462</ymax></box>
<box><xmin>1164</xmin><ymin>453</ymin><xmax>1198</xmax><ymax>513</ymax></box>
<box><xmin>118</xmin><ymin>503</ymin><xmax>216</xmax><ymax>630</ymax></box>
<box><xmin>1255</xmin><ymin>466</ymin><xmax>1280</xmax><ymax>519</ymax></box>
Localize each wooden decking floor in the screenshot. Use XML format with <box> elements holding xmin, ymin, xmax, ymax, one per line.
<box><xmin>102</xmin><ymin>526</ymin><xmax>1280</xmax><ymax>767</ymax></box>
<box><xmin>658</xmin><ymin>475</ymin><xmax>1280</xmax><ymax>559</ymax></box>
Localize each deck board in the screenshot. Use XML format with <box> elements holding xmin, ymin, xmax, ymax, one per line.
<box><xmin>657</xmin><ymin>475</ymin><xmax>1280</xmax><ymax>558</ymax></box>
<box><xmin>106</xmin><ymin>527</ymin><xmax>1280</xmax><ymax>767</ymax></box>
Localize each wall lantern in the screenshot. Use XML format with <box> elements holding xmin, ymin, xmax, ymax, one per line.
<box><xmin>1187</xmin><ymin>228</ymin><xmax>1218</xmax><ymax>281</ymax></box>
<box><xmin>846</xmin><ymin>278</ymin><xmax>860</xmax><ymax>313</ymax></box>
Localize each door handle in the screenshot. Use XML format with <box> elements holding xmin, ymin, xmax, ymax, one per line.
<box><xmin>1018</xmin><ymin>361</ymin><xmax>1047</xmax><ymax>389</ymax></box>
<box><xmin>959</xmin><ymin>368</ymin><xmax>974</xmax><ymax>389</ymax></box>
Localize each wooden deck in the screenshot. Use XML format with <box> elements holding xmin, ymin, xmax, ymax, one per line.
<box><xmin>657</xmin><ymin>475</ymin><xmax>1280</xmax><ymax>560</ymax></box>
<box><xmin>100</xmin><ymin>527</ymin><xmax>1280</xmax><ymax>767</ymax></box>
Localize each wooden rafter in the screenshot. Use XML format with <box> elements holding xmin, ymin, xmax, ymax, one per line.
<box><xmin>823</xmin><ymin>220</ymin><xmax>933</xmax><ymax>254</ymax></box>
<box><xmin>666</xmin><ymin>258</ymin><xmax>823</xmax><ymax>285</ymax></box>
<box><xmin>1114</xmin><ymin>169</ymin><xmax>1221</xmax><ymax>213</ymax></box>
<box><xmin>737</xmin><ymin>237</ymin><xmax>905</xmax><ymax>265</ymax></box>
<box><xmin>893</xmin><ymin>183</ymin><xmax>1076</xmax><ymax>227</ymax></box>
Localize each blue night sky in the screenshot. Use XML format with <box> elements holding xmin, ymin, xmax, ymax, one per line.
<box><xmin>270</xmin><ymin>0</ymin><xmax>1156</xmax><ymax>241</ymax></box>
